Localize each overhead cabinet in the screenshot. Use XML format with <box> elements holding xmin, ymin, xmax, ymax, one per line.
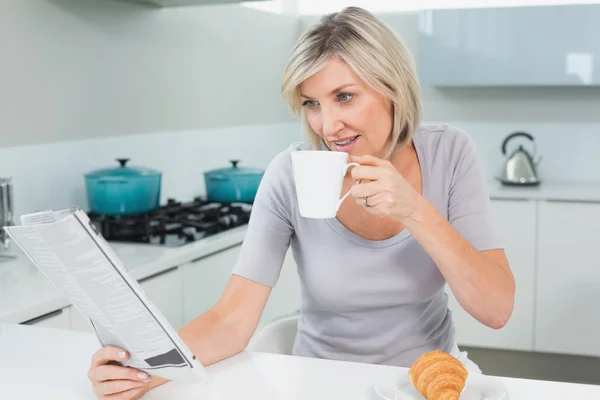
<box><xmin>99</xmin><ymin>0</ymin><xmax>268</xmax><ymax>8</ymax></box>
<box><xmin>418</xmin><ymin>4</ymin><xmax>600</xmax><ymax>86</ymax></box>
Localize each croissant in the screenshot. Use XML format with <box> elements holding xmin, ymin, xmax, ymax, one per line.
<box><xmin>408</xmin><ymin>350</ymin><xmax>468</xmax><ymax>400</ymax></box>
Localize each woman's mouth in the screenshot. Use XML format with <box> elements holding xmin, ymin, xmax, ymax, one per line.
<box><xmin>332</xmin><ymin>135</ymin><xmax>359</xmax><ymax>152</ymax></box>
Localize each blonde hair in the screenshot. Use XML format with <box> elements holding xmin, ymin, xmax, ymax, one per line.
<box><xmin>281</xmin><ymin>6</ymin><xmax>421</xmax><ymax>159</ymax></box>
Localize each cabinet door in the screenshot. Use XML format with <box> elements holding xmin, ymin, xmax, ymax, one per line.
<box><xmin>139</xmin><ymin>267</ymin><xmax>183</xmax><ymax>330</ymax></box>
<box><xmin>535</xmin><ymin>201</ymin><xmax>600</xmax><ymax>357</ymax></box>
<box><xmin>259</xmin><ymin>249</ymin><xmax>301</xmax><ymax>327</ymax></box>
<box><xmin>447</xmin><ymin>199</ymin><xmax>536</xmax><ymax>351</ymax></box>
<box><xmin>182</xmin><ymin>246</ymin><xmax>241</xmax><ymax>325</ymax></box>
<box><xmin>70</xmin><ymin>306</ymin><xmax>95</xmax><ymax>333</ymax></box>
<box><xmin>418</xmin><ymin>4</ymin><xmax>600</xmax><ymax>86</ymax></box>
<box><xmin>22</xmin><ymin>307</ymin><xmax>71</xmax><ymax>330</ymax></box>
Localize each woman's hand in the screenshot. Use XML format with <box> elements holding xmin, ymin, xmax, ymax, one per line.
<box><xmin>88</xmin><ymin>346</ymin><xmax>153</xmax><ymax>400</ymax></box>
<box><xmin>348</xmin><ymin>155</ymin><xmax>422</xmax><ymax>222</ymax></box>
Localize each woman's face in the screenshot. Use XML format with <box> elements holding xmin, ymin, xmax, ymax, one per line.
<box><xmin>299</xmin><ymin>57</ymin><xmax>393</xmax><ymax>157</ymax></box>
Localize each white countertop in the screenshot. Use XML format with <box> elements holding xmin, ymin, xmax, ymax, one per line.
<box><xmin>488</xmin><ymin>181</ymin><xmax>600</xmax><ymax>202</ymax></box>
<box><xmin>0</xmin><ymin>226</ymin><xmax>247</xmax><ymax>324</ymax></box>
<box><xmin>1</xmin><ymin>322</ymin><xmax>599</xmax><ymax>399</ymax></box>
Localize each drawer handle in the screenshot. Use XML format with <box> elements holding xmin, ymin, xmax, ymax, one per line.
<box><xmin>22</xmin><ymin>309</ymin><xmax>63</xmax><ymax>325</ymax></box>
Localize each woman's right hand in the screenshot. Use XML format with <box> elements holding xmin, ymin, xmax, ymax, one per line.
<box><xmin>88</xmin><ymin>346</ymin><xmax>153</xmax><ymax>400</ymax></box>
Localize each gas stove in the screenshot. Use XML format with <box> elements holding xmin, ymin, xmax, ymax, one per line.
<box><xmin>88</xmin><ymin>197</ymin><xmax>252</xmax><ymax>247</ymax></box>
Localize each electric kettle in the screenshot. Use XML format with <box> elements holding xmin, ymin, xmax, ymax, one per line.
<box><xmin>498</xmin><ymin>132</ymin><xmax>542</xmax><ymax>186</ymax></box>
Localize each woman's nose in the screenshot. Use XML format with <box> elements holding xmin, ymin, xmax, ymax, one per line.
<box><xmin>321</xmin><ymin>107</ymin><xmax>344</xmax><ymax>137</ymax></box>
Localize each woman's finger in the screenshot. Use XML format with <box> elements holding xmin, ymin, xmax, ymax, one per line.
<box><xmin>91</xmin><ymin>346</ymin><xmax>129</xmax><ymax>368</ymax></box>
<box><xmin>357</xmin><ymin>191</ymin><xmax>390</xmax><ymax>210</ymax></box>
<box><xmin>94</xmin><ymin>365</ymin><xmax>151</xmax><ymax>383</ymax></box>
<box><xmin>350</xmin><ymin>154</ymin><xmax>386</xmax><ymax>167</ymax></box>
<box><xmin>106</xmin><ymin>386</ymin><xmax>148</xmax><ymax>400</ymax></box>
<box><xmin>96</xmin><ymin>379</ymin><xmax>148</xmax><ymax>396</ymax></box>
<box><xmin>350</xmin><ymin>181</ymin><xmax>381</xmax><ymax>199</ymax></box>
<box><xmin>350</xmin><ymin>166</ymin><xmax>383</xmax><ymax>181</ymax></box>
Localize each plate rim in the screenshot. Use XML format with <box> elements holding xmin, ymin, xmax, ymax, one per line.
<box><xmin>372</xmin><ymin>372</ymin><xmax>510</xmax><ymax>400</ymax></box>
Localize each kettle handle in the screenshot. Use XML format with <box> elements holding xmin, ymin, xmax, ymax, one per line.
<box><xmin>502</xmin><ymin>132</ymin><xmax>535</xmax><ymax>155</ymax></box>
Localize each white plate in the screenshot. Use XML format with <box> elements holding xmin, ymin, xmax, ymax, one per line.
<box><xmin>373</xmin><ymin>372</ymin><xmax>509</xmax><ymax>400</ymax></box>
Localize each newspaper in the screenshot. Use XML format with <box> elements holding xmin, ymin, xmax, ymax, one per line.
<box><xmin>3</xmin><ymin>207</ymin><xmax>210</xmax><ymax>382</ymax></box>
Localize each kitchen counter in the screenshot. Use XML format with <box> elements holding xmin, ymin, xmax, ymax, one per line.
<box><xmin>0</xmin><ymin>226</ymin><xmax>248</xmax><ymax>324</ymax></box>
<box><xmin>1</xmin><ymin>322</ymin><xmax>600</xmax><ymax>399</ymax></box>
<box><xmin>488</xmin><ymin>181</ymin><xmax>600</xmax><ymax>202</ymax></box>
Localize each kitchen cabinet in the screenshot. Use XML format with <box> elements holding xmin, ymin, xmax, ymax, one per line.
<box><xmin>104</xmin><ymin>0</ymin><xmax>268</xmax><ymax>8</ymax></box>
<box><xmin>182</xmin><ymin>245</ymin><xmax>301</xmax><ymax>329</ymax></box>
<box><xmin>535</xmin><ymin>201</ymin><xmax>600</xmax><ymax>357</ymax></box>
<box><xmin>139</xmin><ymin>267</ymin><xmax>184</xmax><ymax>330</ymax></box>
<box><xmin>418</xmin><ymin>4</ymin><xmax>600</xmax><ymax>86</ymax></box>
<box><xmin>70</xmin><ymin>306</ymin><xmax>95</xmax><ymax>333</ymax></box>
<box><xmin>447</xmin><ymin>199</ymin><xmax>536</xmax><ymax>351</ymax></box>
<box><xmin>22</xmin><ymin>307</ymin><xmax>71</xmax><ymax>330</ymax></box>
<box><xmin>182</xmin><ymin>246</ymin><xmax>241</xmax><ymax>325</ymax></box>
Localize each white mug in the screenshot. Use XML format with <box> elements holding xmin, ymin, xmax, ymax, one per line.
<box><xmin>291</xmin><ymin>150</ymin><xmax>359</xmax><ymax>219</ymax></box>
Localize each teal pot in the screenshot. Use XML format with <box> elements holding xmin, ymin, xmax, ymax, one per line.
<box><xmin>204</xmin><ymin>160</ymin><xmax>264</xmax><ymax>204</ymax></box>
<box><xmin>84</xmin><ymin>159</ymin><xmax>162</xmax><ymax>216</ymax></box>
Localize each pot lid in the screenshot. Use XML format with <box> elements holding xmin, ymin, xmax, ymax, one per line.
<box><xmin>85</xmin><ymin>159</ymin><xmax>161</xmax><ymax>178</ymax></box>
<box><xmin>206</xmin><ymin>160</ymin><xmax>264</xmax><ymax>176</ymax></box>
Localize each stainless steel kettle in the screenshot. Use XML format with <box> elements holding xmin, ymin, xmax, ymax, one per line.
<box><xmin>498</xmin><ymin>132</ymin><xmax>542</xmax><ymax>186</ymax></box>
<box><xmin>0</xmin><ymin>178</ymin><xmax>14</xmax><ymax>251</ymax></box>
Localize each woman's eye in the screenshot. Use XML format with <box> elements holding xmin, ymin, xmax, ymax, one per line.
<box><xmin>337</xmin><ymin>93</ymin><xmax>353</xmax><ymax>102</ymax></box>
<box><xmin>302</xmin><ymin>100</ymin><xmax>319</xmax><ymax>108</ymax></box>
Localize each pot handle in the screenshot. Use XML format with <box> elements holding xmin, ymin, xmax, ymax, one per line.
<box><xmin>502</xmin><ymin>132</ymin><xmax>535</xmax><ymax>155</ymax></box>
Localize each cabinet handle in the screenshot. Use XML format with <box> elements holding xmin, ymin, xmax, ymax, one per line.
<box><xmin>22</xmin><ymin>309</ymin><xmax>63</xmax><ymax>325</ymax></box>
<box><xmin>490</xmin><ymin>197</ymin><xmax>531</xmax><ymax>202</ymax></box>
<box><xmin>190</xmin><ymin>244</ymin><xmax>241</xmax><ymax>263</ymax></box>
<box><xmin>139</xmin><ymin>266</ymin><xmax>178</xmax><ymax>283</ymax></box>
<box><xmin>544</xmin><ymin>199</ymin><xmax>600</xmax><ymax>204</ymax></box>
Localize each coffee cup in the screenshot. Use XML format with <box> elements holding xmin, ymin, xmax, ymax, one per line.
<box><xmin>291</xmin><ymin>150</ymin><xmax>359</xmax><ymax>219</ymax></box>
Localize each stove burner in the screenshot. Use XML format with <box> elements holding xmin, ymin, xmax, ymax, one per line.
<box><xmin>88</xmin><ymin>197</ymin><xmax>252</xmax><ymax>247</ymax></box>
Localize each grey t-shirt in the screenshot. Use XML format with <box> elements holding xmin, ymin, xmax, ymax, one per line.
<box><xmin>232</xmin><ymin>124</ymin><xmax>502</xmax><ymax>367</ymax></box>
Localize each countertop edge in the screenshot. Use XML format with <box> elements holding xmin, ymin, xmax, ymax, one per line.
<box><xmin>488</xmin><ymin>181</ymin><xmax>600</xmax><ymax>202</ymax></box>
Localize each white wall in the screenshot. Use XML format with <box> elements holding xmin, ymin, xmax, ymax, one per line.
<box><xmin>0</xmin><ymin>122</ymin><xmax>301</xmax><ymax>220</ymax></box>
<box><xmin>299</xmin><ymin>12</ymin><xmax>600</xmax><ymax>183</ymax></box>
<box><xmin>0</xmin><ymin>0</ymin><xmax>298</xmax><ymax>148</ymax></box>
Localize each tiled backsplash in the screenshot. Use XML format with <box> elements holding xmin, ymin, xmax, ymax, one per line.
<box><xmin>1</xmin><ymin>120</ymin><xmax>599</xmax><ymax>221</ymax></box>
<box><xmin>426</xmin><ymin>121</ymin><xmax>600</xmax><ymax>185</ymax></box>
<box><xmin>0</xmin><ymin>122</ymin><xmax>301</xmax><ymax>220</ymax></box>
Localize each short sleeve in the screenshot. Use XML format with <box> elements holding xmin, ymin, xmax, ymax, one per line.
<box><xmin>445</xmin><ymin>127</ymin><xmax>504</xmax><ymax>251</ymax></box>
<box><xmin>231</xmin><ymin>148</ymin><xmax>296</xmax><ymax>287</ymax></box>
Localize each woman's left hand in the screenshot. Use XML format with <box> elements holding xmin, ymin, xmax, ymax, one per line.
<box><xmin>348</xmin><ymin>155</ymin><xmax>423</xmax><ymax>222</ymax></box>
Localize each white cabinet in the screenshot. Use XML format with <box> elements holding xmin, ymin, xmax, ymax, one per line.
<box><xmin>448</xmin><ymin>199</ymin><xmax>536</xmax><ymax>351</ymax></box>
<box><xmin>139</xmin><ymin>267</ymin><xmax>184</xmax><ymax>330</ymax></box>
<box><xmin>22</xmin><ymin>307</ymin><xmax>71</xmax><ymax>330</ymax></box>
<box><xmin>259</xmin><ymin>249</ymin><xmax>301</xmax><ymax>327</ymax></box>
<box><xmin>535</xmin><ymin>201</ymin><xmax>600</xmax><ymax>357</ymax></box>
<box><xmin>418</xmin><ymin>4</ymin><xmax>600</xmax><ymax>86</ymax></box>
<box><xmin>182</xmin><ymin>246</ymin><xmax>241</xmax><ymax>324</ymax></box>
<box><xmin>182</xmin><ymin>245</ymin><xmax>301</xmax><ymax>329</ymax></box>
<box><xmin>70</xmin><ymin>306</ymin><xmax>95</xmax><ymax>333</ymax></box>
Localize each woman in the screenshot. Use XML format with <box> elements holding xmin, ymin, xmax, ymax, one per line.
<box><xmin>87</xmin><ymin>7</ymin><xmax>515</xmax><ymax>399</ymax></box>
